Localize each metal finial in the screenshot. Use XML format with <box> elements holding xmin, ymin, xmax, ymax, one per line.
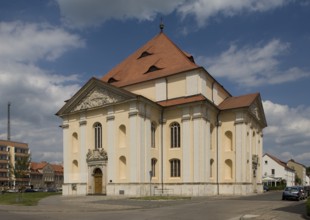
<box><xmin>159</xmin><ymin>17</ymin><xmax>164</xmax><ymax>32</ymax></box>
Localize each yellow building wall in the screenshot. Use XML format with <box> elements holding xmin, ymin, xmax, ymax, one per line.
<box><xmin>167</xmin><ymin>74</ymin><xmax>186</xmax><ymax>99</ymax></box>
<box><xmin>124</xmin><ymin>81</ymin><xmax>156</xmax><ymax>101</ymax></box>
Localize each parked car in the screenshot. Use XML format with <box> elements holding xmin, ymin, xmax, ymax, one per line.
<box><xmin>282</xmin><ymin>186</ymin><xmax>304</xmax><ymax>201</ymax></box>
<box><xmin>24</xmin><ymin>188</ymin><xmax>36</xmax><ymax>193</ymax></box>
<box><xmin>46</xmin><ymin>188</ymin><xmax>58</xmax><ymax>192</ymax></box>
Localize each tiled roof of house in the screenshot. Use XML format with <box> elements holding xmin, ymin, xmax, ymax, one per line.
<box><xmin>51</xmin><ymin>164</ymin><xmax>63</xmax><ymax>173</ymax></box>
<box><xmin>30</xmin><ymin>162</ymin><xmax>63</xmax><ymax>173</ymax></box>
<box><xmin>288</xmin><ymin>159</ymin><xmax>307</xmax><ymax>168</ymax></box>
<box><xmin>157</xmin><ymin>94</ymin><xmax>207</xmax><ymax>107</ymax></box>
<box><xmin>218</xmin><ymin>93</ymin><xmax>259</xmax><ymax>110</ymax></box>
<box><xmin>101</xmin><ymin>32</ymin><xmax>200</xmax><ymax>87</ymax></box>
<box><xmin>30</xmin><ymin>161</ymin><xmax>48</xmax><ymax>171</ymax></box>
<box><xmin>264</xmin><ymin>153</ymin><xmax>295</xmax><ymax>172</ymax></box>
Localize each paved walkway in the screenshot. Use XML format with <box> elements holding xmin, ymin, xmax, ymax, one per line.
<box><xmin>0</xmin><ymin>195</ymin><xmax>309</xmax><ymax>219</ymax></box>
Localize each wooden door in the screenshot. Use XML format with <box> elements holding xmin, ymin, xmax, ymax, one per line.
<box><xmin>94</xmin><ymin>168</ymin><xmax>102</xmax><ymax>194</ymax></box>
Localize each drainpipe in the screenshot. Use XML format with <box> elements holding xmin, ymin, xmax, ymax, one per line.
<box><xmin>160</xmin><ymin>108</ymin><xmax>164</xmax><ymax>194</ymax></box>
<box><xmin>216</xmin><ymin>110</ymin><xmax>221</xmax><ymax>195</ymax></box>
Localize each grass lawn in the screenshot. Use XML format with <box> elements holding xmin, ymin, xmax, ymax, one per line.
<box><xmin>130</xmin><ymin>196</ymin><xmax>191</xmax><ymax>201</ymax></box>
<box><xmin>0</xmin><ymin>192</ymin><xmax>60</xmax><ymax>206</ymax></box>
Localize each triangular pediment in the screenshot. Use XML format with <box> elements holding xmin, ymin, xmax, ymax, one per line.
<box><xmin>248</xmin><ymin>96</ymin><xmax>267</xmax><ymax>128</ymax></box>
<box><xmin>56</xmin><ymin>77</ymin><xmax>137</xmax><ymax>116</ymax></box>
<box><xmin>72</xmin><ymin>86</ymin><xmax>125</xmax><ymax>112</ymax></box>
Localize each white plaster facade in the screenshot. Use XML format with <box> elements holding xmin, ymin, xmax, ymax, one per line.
<box><xmin>57</xmin><ymin>32</ymin><xmax>267</xmax><ymax>197</ymax></box>
<box><xmin>262</xmin><ymin>153</ymin><xmax>295</xmax><ymax>187</ymax></box>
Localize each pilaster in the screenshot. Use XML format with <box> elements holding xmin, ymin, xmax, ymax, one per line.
<box><xmin>182</xmin><ymin>107</ymin><xmax>191</xmax><ymax>182</ymax></box>
<box><xmin>107</xmin><ymin>107</ymin><xmax>115</xmax><ymax>182</ymax></box>
<box><xmin>79</xmin><ymin>113</ymin><xmax>87</xmax><ymax>183</ymax></box>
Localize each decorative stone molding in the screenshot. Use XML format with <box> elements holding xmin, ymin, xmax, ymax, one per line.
<box><xmin>60</xmin><ymin>124</ymin><xmax>69</xmax><ymax>129</ymax></box>
<box><xmin>181</xmin><ymin>114</ymin><xmax>191</xmax><ymax>121</ymax></box>
<box><xmin>79</xmin><ymin>120</ymin><xmax>87</xmax><ymax>126</ymax></box>
<box><xmin>128</xmin><ymin>109</ymin><xmax>139</xmax><ymax>117</ymax></box>
<box><xmin>86</xmin><ymin>149</ymin><xmax>108</xmax><ymax>163</ymax></box>
<box><xmin>106</xmin><ymin>115</ymin><xmax>115</xmax><ymax>121</ymax></box>
<box><xmin>73</xmin><ymin>87</ymin><xmax>125</xmax><ymax>112</ymax></box>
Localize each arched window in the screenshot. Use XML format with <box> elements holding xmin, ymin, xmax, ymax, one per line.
<box><xmin>151</xmin><ymin>122</ymin><xmax>156</xmax><ymax>148</ymax></box>
<box><xmin>94</xmin><ymin>122</ymin><xmax>102</xmax><ymax>149</ymax></box>
<box><xmin>225</xmin><ymin>159</ymin><xmax>233</xmax><ymax>179</ymax></box>
<box><xmin>72</xmin><ymin>132</ymin><xmax>78</xmax><ymax>153</ymax></box>
<box><xmin>224</xmin><ymin>131</ymin><xmax>233</xmax><ymax>151</ymax></box>
<box><xmin>72</xmin><ymin>160</ymin><xmax>79</xmax><ymax>180</ymax></box>
<box><xmin>170</xmin><ymin>159</ymin><xmax>181</xmax><ymax>177</ymax></box>
<box><xmin>119</xmin><ymin>156</ymin><xmax>126</xmax><ymax>179</ymax></box>
<box><xmin>210</xmin><ymin>159</ymin><xmax>214</xmax><ymax>178</ymax></box>
<box><xmin>210</xmin><ymin>124</ymin><xmax>215</xmax><ymax>150</ymax></box>
<box><xmin>119</xmin><ymin>125</ymin><xmax>126</xmax><ymax>148</ymax></box>
<box><xmin>151</xmin><ymin>158</ymin><xmax>157</xmax><ymax>177</ymax></box>
<box><xmin>170</xmin><ymin>122</ymin><xmax>180</xmax><ymax>148</ymax></box>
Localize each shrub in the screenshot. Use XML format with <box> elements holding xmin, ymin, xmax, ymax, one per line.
<box><xmin>307</xmin><ymin>198</ymin><xmax>310</xmax><ymax>216</ymax></box>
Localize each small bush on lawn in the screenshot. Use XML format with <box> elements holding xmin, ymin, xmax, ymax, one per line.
<box><xmin>307</xmin><ymin>198</ymin><xmax>310</xmax><ymax>216</ymax></box>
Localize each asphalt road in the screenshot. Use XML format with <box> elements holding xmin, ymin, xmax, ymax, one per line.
<box><xmin>0</xmin><ymin>191</ymin><xmax>308</xmax><ymax>220</ymax></box>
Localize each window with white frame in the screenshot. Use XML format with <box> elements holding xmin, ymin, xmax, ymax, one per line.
<box><xmin>94</xmin><ymin>122</ymin><xmax>102</xmax><ymax>149</ymax></box>
<box><xmin>170</xmin><ymin>122</ymin><xmax>180</xmax><ymax>148</ymax></box>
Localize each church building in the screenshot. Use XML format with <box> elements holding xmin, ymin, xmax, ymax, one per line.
<box><xmin>56</xmin><ymin>27</ymin><xmax>267</xmax><ymax>196</ymax></box>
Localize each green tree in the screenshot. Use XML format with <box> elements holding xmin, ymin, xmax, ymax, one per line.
<box><xmin>9</xmin><ymin>154</ymin><xmax>31</xmax><ymax>190</ymax></box>
<box><xmin>295</xmin><ymin>175</ymin><xmax>302</xmax><ymax>185</ymax></box>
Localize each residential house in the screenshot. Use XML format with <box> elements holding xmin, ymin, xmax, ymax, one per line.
<box><xmin>262</xmin><ymin>153</ymin><xmax>295</xmax><ymax>187</ymax></box>
<box><xmin>287</xmin><ymin>159</ymin><xmax>307</xmax><ymax>185</ymax></box>
<box><xmin>30</xmin><ymin>161</ymin><xmax>63</xmax><ymax>190</ymax></box>
<box><xmin>0</xmin><ymin>140</ymin><xmax>30</xmax><ymax>189</ymax></box>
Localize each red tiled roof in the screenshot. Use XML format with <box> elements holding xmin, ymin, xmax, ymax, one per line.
<box><xmin>30</xmin><ymin>161</ymin><xmax>47</xmax><ymax>170</ymax></box>
<box><xmin>218</xmin><ymin>93</ymin><xmax>259</xmax><ymax>110</ymax></box>
<box><xmin>51</xmin><ymin>164</ymin><xmax>63</xmax><ymax>173</ymax></box>
<box><xmin>157</xmin><ymin>94</ymin><xmax>207</xmax><ymax>107</ymax></box>
<box><xmin>264</xmin><ymin>153</ymin><xmax>294</xmax><ymax>172</ymax></box>
<box><xmin>101</xmin><ymin>32</ymin><xmax>200</xmax><ymax>87</ymax></box>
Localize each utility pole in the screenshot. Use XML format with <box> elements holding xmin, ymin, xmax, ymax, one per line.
<box><xmin>7</xmin><ymin>102</ymin><xmax>11</xmax><ymax>141</ymax></box>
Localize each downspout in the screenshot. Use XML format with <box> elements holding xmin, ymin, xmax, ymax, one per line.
<box><xmin>216</xmin><ymin>110</ymin><xmax>221</xmax><ymax>195</ymax></box>
<box><xmin>160</xmin><ymin>108</ymin><xmax>164</xmax><ymax>194</ymax></box>
<box><xmin>161</xmin><ymin>78</ymin><xmax>167</xmax><ymax>194</ymax></box>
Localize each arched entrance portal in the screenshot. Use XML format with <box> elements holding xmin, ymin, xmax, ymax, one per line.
<box><xmin>86</xmin><ymin>149</ymin><xmax>108</xmax><ymax>195</ymax></box>
<box><xmin>93</xmin><ymin>168</ymin><xmax>103</xmax><ymax>194</ymax></box>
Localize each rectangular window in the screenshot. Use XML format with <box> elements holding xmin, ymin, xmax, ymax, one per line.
<box><xmin>271</xmin><ymin>169</ymin><xmax>275</xmax><ymax>175</ymax></box>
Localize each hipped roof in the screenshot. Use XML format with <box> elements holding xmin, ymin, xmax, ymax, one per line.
<box><xmin>101</xmin><ymin>32</ymin><xmax>200</xmax><ymax>87</ymax></box>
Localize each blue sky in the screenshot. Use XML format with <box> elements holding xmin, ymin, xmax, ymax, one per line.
<box><xmin>0</xmin><ymin>0</ymin><xmax>309</xmax><ymax>166</ymax></box>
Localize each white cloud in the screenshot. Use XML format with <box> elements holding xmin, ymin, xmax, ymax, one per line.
<box><xmin>0</xmin><ymin>21</ymin><xmax>84</xmax><ymax>163</ymax></box>
<box><xmin>263</xmin><ymin>100</ymin><xmax>310</xmax><ymax>165</ymax></box>
<box><xmin>0</xmin><ymin>21</ymin><xmax>85</xmax><ymax>62</ymax></box>
<box><xmin>178</xmin><ymin>0</ymin><xmax>290</xmax><ymax>27</ymax></box>
<box><xmin>55</xmin><ymin>0</ymin><xmax>184</xmax><ymax>29</ymax></box>
<box><xmin>197</xmin><ymin>39</ymin><xmax>309</xmax><ymax>87</ymax></box>
<box><xmin>55</xmin><ymin>0</ymin><xmax>289</xmax><ymax>29</ymax></box>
